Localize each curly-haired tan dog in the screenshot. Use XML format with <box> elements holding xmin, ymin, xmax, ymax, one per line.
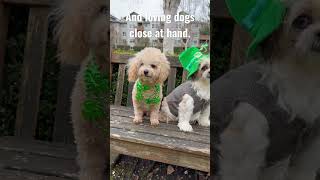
<box><xmin>128</xmin><ymin>48</ymin><xmax>170</xmax><ymax>126</ymax></box>
<box><xmin>54</xmin><ymin>0</ymin><xmax>107</xmax><ymax>179</ymax></box>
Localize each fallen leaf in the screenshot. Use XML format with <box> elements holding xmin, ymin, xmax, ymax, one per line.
<box><xmin>167</xmin><ymin>165</ymin><xmax>175</xmax><ymax>175</ymax></box>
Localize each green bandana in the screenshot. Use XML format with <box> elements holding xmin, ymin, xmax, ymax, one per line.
<box><xmin>179</xmin><ymin>44</ymin><xmax>209</xmax><ymax>79</ymax></box>
<box><xmin>226</xmin><ymin>0</ymin><xmax>285</xmax><ymax>56</ymax></box>
<box><xmin>135</xmin><ymin>80</ymin><xmax>161</xmax><ymax>105</ymax></box>
<box><xmin>82</xmin><ymin>51</ymin><xmax>108</xmax><ymax>133</ymax></box>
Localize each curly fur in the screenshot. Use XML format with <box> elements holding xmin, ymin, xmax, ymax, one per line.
<box><xmin>127</xmin><ymin>48</ymin><xmax>170</xmax><ymax>125</ymax></box>
<box><xmin>215</xmin><ymin>0</ymin><xmax>320</xmax><ymax>179</ymax></box>
<box><xmin>54</xmin><ymin>0</ymin><xmax>107</xmax><ymax>179</ymax></box>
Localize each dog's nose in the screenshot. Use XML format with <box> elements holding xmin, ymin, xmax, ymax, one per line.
<box><xmin>144</xmin><ymin>70</ymin><xmax>149</xmax><ymax>75</ymax></box>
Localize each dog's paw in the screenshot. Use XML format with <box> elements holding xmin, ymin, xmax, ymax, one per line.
<box><xmin>150</xmin><ymin>119</ymin><xmax>159</xmax><ymax>126</ymax></box>
<box><xmin>198</xmin><ymin>119</ymin><xmax>210</xmax><ymax>127</ymax></box>
<box><xmin>178</xmin><ymin>122</ymin><xmax>193</xmax><ymax>132</ymax></box>
<box><xmin>133</xmin><ymin>118</ymin><xmax>143</xmax><ymax>124</ymax></box>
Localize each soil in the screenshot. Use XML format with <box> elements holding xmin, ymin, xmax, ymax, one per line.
<box><xmin>112</xmin><ymin>155</ymin><xmax>210</xmax><ymax>180</ymax></box>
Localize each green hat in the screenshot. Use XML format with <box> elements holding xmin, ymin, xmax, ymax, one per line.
<box><xmin>179</xmin><ymin>45</ymin><xmax>209</xmax><ymax>79</ymax></box>
<box><xmin>226</xmin><ymin>0</ymin><xmax>286</xmax><ymax>56</ymax></box>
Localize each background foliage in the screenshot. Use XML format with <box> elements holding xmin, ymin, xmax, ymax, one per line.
<box><xmin>0</xmin><ymin>6</ymin><xmax>59</xmax><ymax>140</ymax></box>
<box><xmin>212</xmin><ymin>19</ymin><xmax>233</xmax><ymax>80</ymax></box>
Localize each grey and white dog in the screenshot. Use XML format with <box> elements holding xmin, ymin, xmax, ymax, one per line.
<box><xmin>160</xmin><ymin>58</ymin><xmax>210</xmax><ymax>132</ymax></box>
<box><xmin>213</xmin><ymin>0</ymin><xmax>320</xmax><ymax>179</ymax></box>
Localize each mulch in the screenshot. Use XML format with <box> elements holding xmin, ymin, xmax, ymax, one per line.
<box><xmin>112</xmin><ymin>155</ymin><xmax>210</xmax><ymax>180</ymax></box>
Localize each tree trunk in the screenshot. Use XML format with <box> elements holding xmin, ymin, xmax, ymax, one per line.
<box><xmin>163</xmin><ymin>0</ymin><xmax>181</xmax><ymax>55</ymax></box>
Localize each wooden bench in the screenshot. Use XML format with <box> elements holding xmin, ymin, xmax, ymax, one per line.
<box><xmin>213</xmin><ymin>0</ymin><xmax>251</xmax><ymax>69</ymax></box>
<box><xmin>0</xmin><ymin>0</ymin><xmax>79</xmax><ymax>179</ymax></box>
<box><xmin>110</xmin><ymin>54</ymin><xmax>210</xmax><ymax>172</ymax></box>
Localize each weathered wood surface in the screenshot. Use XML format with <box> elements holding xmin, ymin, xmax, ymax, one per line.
<box><xmin>15</xmin><ymin>7</ymin><xmax>50</xmax><ymax>138</ymax></box>
<box><xmin>0</xmin><ymin>2</ymin><xmax>9</xmax><ymax>97</ymax></box>
<box><xmin>0</xmin><ymin>169</ymin><xmax>71</xmax><ymax>180</ymax></box>
<box><xmin>114</xmin><ymin>64</ymin><xmax>126</xmax><ymax>106</ymax></box>
<box><xmin>110</xmin><ymin>105</ymin><xmax>210</xmax><ymax>172</ymax></box>
<box><xmin>3</xmin><ymin>0</ymin><xmax>54</xmax><ymax>6</ymax></box>
<box><xmin>213</xmin><ymin>0</ymin><xmax>231</xmax><ymax>19</ymax></box>
<box><xmin>166</xmin><ymin>68</ymin><xmax>177</xmax><ymax>94</ymax></box>
<box><xmin>230</xmin><ymin>24</ymin><xmax>252</xmax><ymax>69</ymax></box>
<box><xmin>0</xmin><ymin>137</ymin><xmax>77</xmax><ymax>179</ymax></box>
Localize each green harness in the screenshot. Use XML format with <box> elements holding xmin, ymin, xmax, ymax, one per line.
<box><xmin>81</xmin><ymin>51</ymin><xmax>108</xmax><ymax>133</ymax></box>
<box><xmin>135</xmin><ymin>80</ymin><xmax>161</xmax><ymax>106</ymax></box>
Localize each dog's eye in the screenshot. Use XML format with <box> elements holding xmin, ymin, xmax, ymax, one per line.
<box><xmin>151</xmin><ymin>64</ymin><xmax>157</xmax><ymax>69</ymax></box>
<box><xmin>201</xmin><ymin>65</ymin><xmax>208</xmax><ymax>71</ymax></box>
<box><xmin>292</xmin><ymin>14</ymin><xmax>312</xmax><ymax>29</ymax></box>
<box><xmin>140</xmin><ymin>63</ymin><xmax>144</xmax><ymax>66</ymax></box>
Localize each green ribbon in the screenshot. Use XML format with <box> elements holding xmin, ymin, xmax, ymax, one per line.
<box><xmin>135</xmin><ymin>80</ymin><xmax>161</xmax><ymax>105</ymax></box>
<box><xmin>81</xmin><ymin>51</ymin><xmax>108</xmax><ymax>134</ymax></box>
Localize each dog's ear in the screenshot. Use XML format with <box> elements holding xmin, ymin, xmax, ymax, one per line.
<box><xmin>127</xmin><ymin>57</ymin><xmax>139</xmax><ymax>82</ymax></box>
<box><xmin>157</xmin><ymin>53</ymin><xmax>170</xmax><ymax>83</ymax></box>
<box><xmin>189</xmin><ymin>70</ymin><xmax>199</xmax><ymax>81</ymax></box>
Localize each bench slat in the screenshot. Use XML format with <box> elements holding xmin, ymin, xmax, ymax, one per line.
<box><xmin>110</xmin><ymin>106</ymin><xmax>209</xmax><ymax>172</ymax></box>
<box><xmin>230</xmin><ymin>24</ymin><xmax>251</xmax><ymax>69</ymax></box>
<box><xmin>166</xmin><ymin>68</ymin><xmax>177</xmax><ymax>94</ymax></box>
<box><xmin>114</xmin><ymin>64</ymin><xmax>126</xmax><ymax>105</ymax></box>
<box><xmin>213</xmin><ymin>0</ymin><xmax>231</xmax><ymax>19</ymax></box>
<box><xmin>15</xmin><ymin>7</ymin><xmax>49</xmax><ymax>138</ymax></box>
<box><xmin>110</xmin><ymin>106</ymin><xmax>209</xmax><ymax>136</ymax></box>
<box><xmin>0</xmin><ymin>3</ymin><xmax>9</xmax><ymax>96</ymax></box>
<box><xmin>111</xmin><ymin>127</ymin><xmax>209</xmax><ymax>172</ymax></box>
<box><xmin>111</xmin><ymin>115</ymin><xmax>209</xmax><ymax>143</ymax></box>
<box><xmin>3</xmin><ymin>0</ymin><xmax>54</xmax><ymax>6</ymax></box>
<box><xmin>0</xmin><ymin>136</ymin><xmax>77</xmax><ymax>179</ymax></box>
<box><xmin>0</xmin><ymin>169</ymin><xmax>72</xmax><ymax>180</ymax></box>
<box><xmin>182</xmin><ymin>70</ymin><xmax>188</xmax><ymax>83</ymax></box>
<box><xmin>126</xmin><ymin>82</ymin><xmax>134</xmax><ymax>106</ymax></box>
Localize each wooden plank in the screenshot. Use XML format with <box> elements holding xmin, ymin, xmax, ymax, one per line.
<box><xmin>111</xmin><ymin>126</ymin><xmax>209</xmax><ymax>156</ymax></box>
<box><xmin>0</xmin><ymin>137</ymin><xmax>76</xmax><ymax>159</ymax></box>
<box><xmin>111</xmin><ymin>115</ymin><xmax>210</xmax><ymax>143</ymax></box>
<box><xmin>15</xmin><ymin>7</ymin><xmax>50</xmax><ymax>138</ymax></box>
<box><xmin>111</xmin><ymin>129</ymin><xmax>209</xmax><ymax>172</ymax></box>
<box><xmin>126</xmin><ymin>82</ymin><xmax>134</xmax><ymax>106</ymax></box>
<box><xmin>110</xmin><ymin>150</ymin><xmax>119</xmax><ymax>166</ymax></box>
<box><xmin>110</xmin><ymin>106</ymin><xmax>209</xmax><ymax>135</ymax></box>
<box><xmin>182</xmin><ymin>70</ymin><xmax>188</xmax><ymax>83</ymax></box>
<box><xmin>0</xmin><ymin>2</ymin><xmax>9</xmax><ymax>97</ymax></box>
<box><xmin>53</xmin><ymin>64</ymin><xmax>79</xmax><ymax>144</ymax></box>
<box><xmin>110</xmin><ymin>105</ymin><xmax>210</xmax><ymax>172</ymax></box>
<box><xmin>114</xmin><ymin>64</ymin><xmax>126</xmax><ymax>105</ymax></box>
<box><xmin>166</xmin><ymin>68</ymin><xmax>177</xmax><ymax>94</ymax></box>
<box><xmin>230</xmin><ymin>24</ymin><xmax>252</xmax><ymax>69</ymax></box>
<box><xmin>0</xmin><ymin>137</ymin><xmax>77</xmax><ymax>179</ymax></box>
<box><xmin>213</xmin><ymin>0</ymin><xmax>231</xmax><ymax>19</ymax></box>
<box><xmin>3</xmin><ymin>0</ymin><xmax>54</xmax><ymax>6</ymax></box>
<box><xmin>0</xmin><ymin>149</ymin><xmax>78</xmax><ymax>179</ymax></box>
<box><xmin>0</xmin><ymin>169</ymin><xmax>71</xmax><ymax>180</ymax></box>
